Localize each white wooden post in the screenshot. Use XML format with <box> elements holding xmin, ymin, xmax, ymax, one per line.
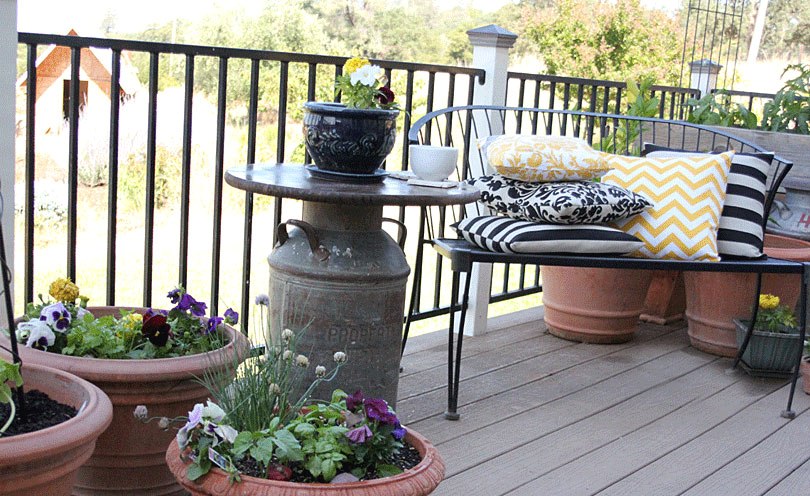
<box><xmin>0</xmin><ymin>0</ymin><xmax>16</xmax><ymax>328</ymax></box>
<box><xmin>462</xmin><ymin>25</ymin><xmax>517</xmax><ymax>336</ymax></box>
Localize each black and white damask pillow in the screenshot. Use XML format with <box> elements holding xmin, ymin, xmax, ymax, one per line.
<box><xmin>454</xmin><ymin>215</ymin><xmax>644</xmax><ymax>254</ymax></box>
<box><xmin>642</xmin><ymin>144</ymin><xmax>772</xmax><ymax>258</ymax></box>
<box><xmin>467</xmin><ymin>175</ymin><xmax>653</xmax><ymax>224</ymax></box>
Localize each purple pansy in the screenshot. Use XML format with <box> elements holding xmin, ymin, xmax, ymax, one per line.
<box><xmin>346</xmin><ymin>390</ymin><xmax>365</xmax><ymax>412</ymax></box>
<box><xmin>392</xmin><ymin>422</ymin><xmax>406</xmax><ymax>440</ymax></box>
<box><xmin>346</xmin><ymin>424</ymin><xmax>373</xmax><ymax>444</ymax></box>
<box><xmin>39</xmin><ymin>302</ymin><xmax>71</xmax><ymax>331</ymax></box>
<box><xmin>224</xmin><ymin>308</ymin><xmax>239</xmax><ymax>325</ymax></box>
<box><xmin>364</xmin><ymin>398</ymin><xmax>397</xmax><ymax>425</ymax></box>
<box><xmin>167</xmin><ymin>288</ymin><xmax>182</xmax><ymax>304</ymax></box>
<box><xmin>176</xmin><ymin>293</ymin><xmax>195</xmax><ymax>312</ymax></box>
<box><xmin>206</xmin><ymin>316</ymin><xmax>223</xmax><ymax>334</ymax></box>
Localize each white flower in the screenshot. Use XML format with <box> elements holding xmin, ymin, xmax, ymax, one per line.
<box><xmin>39</xmin><ymin>302</ymin><xmax>71</xmax><ymax>332</ymax></box>
<box><xmin>76</xmin><ymin>307</ymin><xmax>93</xmax><ymax>320</ymax></box>
<box><xmin>269</xmin><ymin>383</ymin><xmax>281</xmax><ymax>395</ymax></box>
<box><xmin>333</xmin><ymin>351</ymin><xmax>347</xmax><ymax>363</ymax></box>
<box><xmin>295</xmin><ymin>354</ymin><xmax>309</xmax><ymax>368</ymax></box>
<box><xmin>281</xmin><ymin>328</ymin><xmax>294</xmax><ymax>342</ymax></box>
<box><xmin>255</xmin><ymin>294</ymin><xmax>270</xmax><ymax>306</ymax></box>
<box><xmin>282</xmin><ymin>350</ymin><xmax>293</xmax><ymax>360</ymax></box>
<box><xmin>18</xmin><ymin>320</ymin><xmax>55</xmax><ymax>348</ymax></box>
<box><xmin>202</xmin><ymin>401</ymin><xmax>226</xmax><ymax>423</ymax></box>
<box><xmin>350</xmin><ymin>64</ymin><xmax>382</xmax><ymax>86</ymax></box>
<box><xmin>158</xmin><ymin>417</ymin><xmax>170</xmax><ymax>429</ymax></box>
<box><xmin>315</xmin><ymin>365</ymin><xmax>326</xmax><ymax>378</ymax></box>
<box><xmin>176</xmin><ymin>425</ymin><xmax>192</xmax><ymax>449</ymax></box>
<box><xmin>214</xmin><ymin>424</ymin><xmax>239</xmax><ymax>444</ymax></box>
<box><xmin>133</xmin><ymin>405</ymin><xmax>149</xmax><ymax>420</ymax></box>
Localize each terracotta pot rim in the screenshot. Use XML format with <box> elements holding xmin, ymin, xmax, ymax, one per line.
<box><xmin>0</xmin><ymin>362</ymin><xmax>113</xmax><ymax>464</ymax></box>
<box><xmin>167</xmin><ymin>427</ymin><xmax>445</xmax><ymax>491</ymax></box>
<box><xmin>4</xmin><ymin>306</ymin><xmax>249</xmax><ymax>382</ymax></box>
<box><xmin>764</xmin><ymin>233</ymin><xmax>810</xmax><ymax>260</ymax></box>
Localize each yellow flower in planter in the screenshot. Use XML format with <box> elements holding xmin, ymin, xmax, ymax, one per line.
<box><xmin>49</xmin><ymin>277</ymin><xmax>79</xmax><ymax>303</ymax></box>
<box><xmin>755</xmin><ymin>293</ymin><xmax>797</xmax><ymax>333</ymax></box>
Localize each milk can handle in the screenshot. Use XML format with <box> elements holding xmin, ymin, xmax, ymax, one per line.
<box><xmin>275</xmin><ymin>220</ymin><xmax>330</xmax><ymax>261</ymax></box>
<box><xmin>382</xmin><ymin>217</ymin><xmax>408</xmax><ymax>251</ymax></box>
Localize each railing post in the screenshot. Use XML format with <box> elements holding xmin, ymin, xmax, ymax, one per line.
<box><xmin>0</xmin><ymin>0</ymin><xmax>16</xmax><ymax>327</ymax></box>
<box><xmin>463</xmin><ymin>25</ymin><xmax>517</xmax><ymax>336</ymax></box>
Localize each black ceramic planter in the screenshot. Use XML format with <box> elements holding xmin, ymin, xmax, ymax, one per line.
<box><xmin>303</xmin><ymin>102</ymin><xmax>399</xmax><ymax>175</ymax></box>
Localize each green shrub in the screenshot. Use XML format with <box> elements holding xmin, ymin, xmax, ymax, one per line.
<box><xmin>761</xmin><ymin>64</ymin><xmax>810</xmax><ymax>134</ymax></box>
<box><xmin>120</xmin><ymin>146</ymin><xmax>182</xmax><ymax>210</ymax></box>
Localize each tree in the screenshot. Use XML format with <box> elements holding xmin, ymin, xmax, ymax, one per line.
<box><xmin>523</xmin><ymin>0</ymin><xmax>682</xmax><ymax>84</ymax></box>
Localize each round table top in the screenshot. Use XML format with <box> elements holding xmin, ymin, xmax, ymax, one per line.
<box><xmin>225</xmin><ymin>163</ymin><xmax>481</xmax><ymax>207</ymax></box>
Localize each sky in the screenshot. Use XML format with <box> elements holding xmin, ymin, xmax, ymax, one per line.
<box><xmin>17</xmin><ymin>0</ymin><xmax>679</xmax><ymax>37</ymax></box>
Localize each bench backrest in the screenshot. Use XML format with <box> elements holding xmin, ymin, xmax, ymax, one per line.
<box><xmin>407</xmin><ymin>105</ymin><xmax>793</xmax><ymax>239</ymax></box>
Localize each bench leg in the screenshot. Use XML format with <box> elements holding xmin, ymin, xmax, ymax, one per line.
<box><xmin>732</xmin><ymin>273</ymin><xmax>764</xmax><ymax>370</ymax></box>
<box><xmin>445</xmin><ymin>269</ymin><xmax>472</xmax><ymax>420</ymax></box>
<box><xmin>781</xmin><ymin>263</ymin><xmax>810</xmax><ymax>419</ymax></box>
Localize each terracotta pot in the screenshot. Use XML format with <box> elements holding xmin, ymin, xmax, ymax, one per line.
<box><xmin>165</xmin><ymin>428</ymin><xmax>445</xmax><ymax>496</ymax></box>
<box><xmin>2</xmin><ymin>307</ymin><xmax>249</xmax><ymax>496</ymax></box>
<box><xmin>684</xmin><ymin>234</ymin><xmax>810</xmax><ymax>357</ymax></box>
<box><xmin>802</xmin><ymin>360</ymin><xmax>810</xmax><ymax>395</ymax></box>
<box><xmin>0</xmin><ymin>363</ymin><xmax>112</xmax><ymax>496</ymax></box>
<box><xmin>542</xmin><ymin>267</ymin><xmax>653</xmax><ymax>343</ymax></box>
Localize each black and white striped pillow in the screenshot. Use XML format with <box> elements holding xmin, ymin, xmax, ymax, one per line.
<box><xmin>643</xmin><ymin>144</ymin><xmax>772</xmax><ymax>259</ymax></box>
<box><xmin>454</xmin><ymin>215</ymin><xmax>644</xmax><ymax>254</ymax></box>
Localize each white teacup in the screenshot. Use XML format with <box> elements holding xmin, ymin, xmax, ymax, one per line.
<box><xmin>409</xmin><ymin>145</ymin><xmax>459</xmax><ymax>181</ymax></box>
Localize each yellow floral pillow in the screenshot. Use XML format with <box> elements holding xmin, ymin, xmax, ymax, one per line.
<box><xmin>602</xmin><ymin>152</ymin><xmax>734</xmax><ymax>261</ymax></box>
<box><xmin>481</xmin><ymin>135</ymin><xmax>611</xmax><ymax>182</ymax></box>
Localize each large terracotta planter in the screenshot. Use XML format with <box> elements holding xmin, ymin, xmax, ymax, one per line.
<box><xmin>542</xmin><ymin>267</ymin><xmax>653</xmax><ymax>343</ymax></box>
<box><xmin>0</xmin><ymin>363</ymin><xmax>112</xmax><ymax>496</ymax></box>
<box><xmin>2</xmin><ymin>307</ymin><xmax>248</xmax><ymax>496</ymax></box>
<box><xmin>684</xmin><ymin>234</ymin><xmax>810</xmax><ymax>357</ymax></box>
<box><xmin>165</xmin><ymin>427</ymin><xmax>445</xmax><ymax>496</ymax></box>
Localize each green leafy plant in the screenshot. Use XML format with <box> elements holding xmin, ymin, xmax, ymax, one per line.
<box><xmin>755</xmin><ymin>294</ymin><xmax>798</xmax><ymax>333</ymax></box>
<box><xmin>335</xmin><ymin>57</ymin><xmax>398</xmax><ymax>110</ymax></box>
<box><xmin>601</xmin><ymin>78</ymin><xmax>660</xmax><ymax>155</ymax></box>
<box><xmin>0</xmin><ymin>359</ymin><xmax>23</xmax><ymax>435</ymax></box>
<box><xmin>141</xmin><ymin>297</ymin><xmax>413</xmax><ymax>485</ymax></box>
<box><xmin>15</xmin><ymin>279</ymin><xmax>236</xmax><ymax>359</ymax></box>
<box><xmin>686</xmin><ymin>90</ymin><xmax>759</xmax><ymax>129</ymax></box>
<box><xmin>761</xmin><ymin>64</ymin><xmax>810</xmax><ymax>134</ymax></box>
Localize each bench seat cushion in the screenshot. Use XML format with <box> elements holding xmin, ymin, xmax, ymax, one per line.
<box><xmin>454</xmin><ymin>215</ymin><xmax>644</xmax><ymax>254</ymax></box>
<box><xmin>602</xmin><ymin>152</ymin><xmax>734</xmax><ymax>262</ymax></box>
<box><xmin>481</xmin><ymin>135</ymin><xmax>611</xmax><ymax>182</ymax></box>
<box><xmin>468</xmin><ymin>175</ymin><xmax>653</xmax><ymax>224</ymax></box>
<box><xmin>643</xmin><ymin>144</ymin><xmax>772</xmax><ymax>259</ymax></box>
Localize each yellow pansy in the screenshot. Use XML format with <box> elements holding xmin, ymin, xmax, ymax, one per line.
<box><xmin>49</xmin><ymin>277</ymin><xmax>80</xmax><ymax>303</ymax></box>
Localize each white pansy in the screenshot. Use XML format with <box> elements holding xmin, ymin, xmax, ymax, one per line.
<box><xmin>350</xmin><ymin>64</ymin><xmax>382</xmax><ymax>86</ymax></box>
<box><xmin>18</xmin><ymin>320</ymin><xmax>55</xmax><ymax>348</ymax></box>
<box><xmin>176</xmin><ymin>425</ymin><xmax>192</xmax><ymax>449</ymax></box>
<box><xmin>202</xmin><ymin>401</ymin><xmax>226</xmax><ymax>422</ymax></box>
<box><xmin>76</xmin><ymin>307</ymin><xmax>93</xmax><ymax>320</ymax></box>
<box><xmin>214</xmin><ymin>424</ymin><xmax>239</xmax><ymax>444</ymax></box>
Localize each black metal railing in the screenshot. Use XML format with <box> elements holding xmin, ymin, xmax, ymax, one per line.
<box><xmin>710</xmin><ymin>88</ymin><xmax>776</xmax><ymax>115</ymax></box>
<box><xmin>17</xmin><ymin>32</ymin><xmax>484</xmax><ymax>331</ymax></box>
<box><xmin>506</xmin><ymin>72</ymin><xmax>701</xmax><ymax>120</ymax></box>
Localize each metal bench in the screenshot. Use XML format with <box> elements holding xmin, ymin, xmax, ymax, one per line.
<box><xmin>403</xmin><ymin>105</ymin><xmax>808</xmax><ymax>420</ymax></box>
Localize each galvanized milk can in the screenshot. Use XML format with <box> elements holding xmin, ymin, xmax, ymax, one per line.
<box><xmin>768</xmin><ymin>178</ymin><xmax>810</xmax><ymax>241</ymax></box>
<box><xmin>267</xmin><ymin>203</ymin><xmax>409</xmax><ymax>407</ymax></box>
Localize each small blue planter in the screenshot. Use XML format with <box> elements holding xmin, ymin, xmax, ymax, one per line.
<box><xmin>734</xmin><ymin>319</ymin><xmax>803</xmax><ymax>377</ymax></box>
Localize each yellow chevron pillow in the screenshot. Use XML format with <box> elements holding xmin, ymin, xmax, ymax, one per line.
<box><xmin>483</xmin><ymin>135</ymin><xmax>611</xmax><ymax>182</ymax></box>
<box><xmin>602</xmin><ymin>152</ymin><xmax>734</xmax><ymax>261</ymax></box>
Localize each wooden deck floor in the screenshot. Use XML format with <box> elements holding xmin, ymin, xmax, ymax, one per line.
<box><xmin>398</xmin><ymin>308</ymin><xmax>810</xmax><ymax>496</ymax></box>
